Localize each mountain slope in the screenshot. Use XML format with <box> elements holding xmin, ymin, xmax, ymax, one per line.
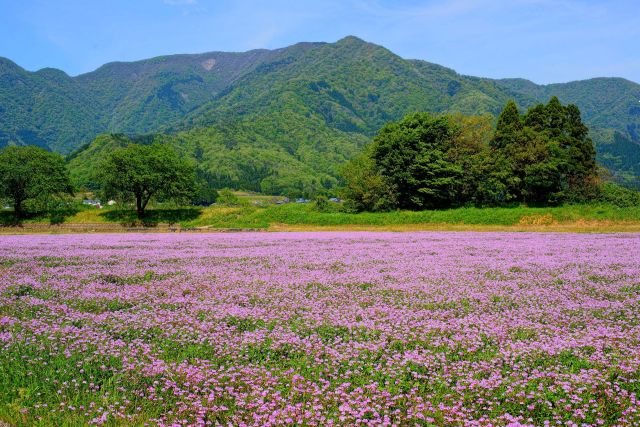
<box><xmin>0</xmin><ymin>58</ymin><xmax>102</xmax><ymax>152</ymax></box>
<box><xmin>75</xmin><ymin>42</ymin><xmax>323</xmax><ymax>135</ymax></box>
<box><xmin>179</xmin><ymin>36</ymin><xmax>525</xmax><ymax>134</ymax></box>
<box><xmin>0</xmin><ymin>43</ymin><xmax>324</xmax><ymax>153</ymax></box>
<box><xmin>172</xmin><ymin>36</ymin><xmax>640</xmax><ymax>188</ymax></box>
<box><xmin>1</xmin><ymin>36</ymin><xmax>639</xmax><ymax>190</ymax></box>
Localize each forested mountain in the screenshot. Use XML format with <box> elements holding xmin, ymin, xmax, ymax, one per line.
<box><xmin>2</xmin><ymin>36</ymin><xmax>639</xmax><ymax>193</ymax></box>
<box><xmin>0</xmin><ymin>58</ymin><xmax>100</xmax><ymax>151</ymax></box>
<box><xmin>0</xmin><ymin>42</ymin><xmax>322</xmax><ymax>152</ymax></box>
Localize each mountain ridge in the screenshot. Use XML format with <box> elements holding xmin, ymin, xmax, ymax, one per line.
<box><xmin>5</xmin><ymin>35</ymin><xmax>640</xmax><ymax>86</ymax></box>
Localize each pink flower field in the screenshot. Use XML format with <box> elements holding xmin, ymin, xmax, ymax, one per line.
<box><xmin>1</xmin><ymin>232</ymin><xmax>639</xmax><ymax>426</ymax></box>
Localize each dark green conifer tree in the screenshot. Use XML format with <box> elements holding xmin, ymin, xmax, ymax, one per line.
<box><xmin>545</xmin><ymin>96</ymin><xmax>566</xmax><ymax>138</ymax></box>
<box><xmin>492</xmin><ymin>100</ymin><xmax>522</xmax><ymax>149</ymax></box>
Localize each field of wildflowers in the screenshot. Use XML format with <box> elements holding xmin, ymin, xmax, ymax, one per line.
<box><xmin>1</xmin><ymin>232</ymin><xmax>639</xmax><ymax>426</ymax></box>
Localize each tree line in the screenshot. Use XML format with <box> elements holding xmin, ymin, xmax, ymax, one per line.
<box><xmin>0</xmin><ymin>97</ymin><xmax>637</xmax><ymax>221</ymax></box>
<box><xmin>341</xmin><ymin>97</ymin><xmax>609</xmax><ymax>211</ymax></box>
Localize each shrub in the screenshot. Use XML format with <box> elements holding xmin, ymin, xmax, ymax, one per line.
<box><xmin>313</xmin><ymin>195</ymin><xmax>329</xmax><ymax>212</ymax></box>
<box><xmin>216</xmin><ymin>189</ymin><xmax>245</xmax><ymax>206</ymax></box>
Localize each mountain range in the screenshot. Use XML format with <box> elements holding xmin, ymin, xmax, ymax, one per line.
<box><xmin>1</xmin><ymin>36</ymin><xmax>639</xmax><ymax>193</ymax></box>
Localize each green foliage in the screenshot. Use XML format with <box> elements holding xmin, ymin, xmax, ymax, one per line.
<box><xmin>313</xmin><ymin>195</ymin><xmax>329</xmax><ymax>212</ymax></box>
<box><xmin>500</xmin><ymin>97</ymin><xmax>598</xmax><ymax>204</ymax></box>
<box><xmin>3</xmin><ymin>38</ymin><xmax>640</xmax><ymax>188</ymax></box>
<box><xmin>192</xmin><ymin>184</ymin><xmax>218</xmax><ymax>207</ymax></box>
<box><xmin>67</xmin><ymin>134</ymin><xmax>134</xmax><ymax>189</ymax></box>
<box><xmin>447</xmin><ymin>113</ymin><xmax>514</xmax><ymax>206</ymax></box>
<box><xmin>344</xmin><ymin>100</ymin><xmax>602</xmax><ymax>210</ymax></box>
<box><xmin>492</xmin><ymin>100</ymin><xmax>522</xmax><ymax>149</ymax></box>
<box><xmin>68</xmin><ymin>125</ymin><xmax>359</xmax><ymax>198</ymax></box>
<box><xmin>0</xmin><ymin>59</ymin><xmax>103</xmax><ymax>153</ymax></box>
<box><xmin>216</xmin><ymin>189</ymin><xmax>244</xmax><ymax>206</ymax></box>
<box><xmin>370</xmin><ymin>113</ymin><xmax>462</xmax><ymax>209</ymax></box>
<box><xmin>0</xmin><ymin>146</ymin><xmax>73</xmax><ymax>219</ymax></box>
<box><xmin>192</xmin><ymin>171</ymin><xmax>219</xmax><ymax>206</ymax></box>
<box><xmin>339</xmin><ymin>152</ymin><xmax>397</xmax><ymax>212</ymax></box>
<box><xmin>595</xmin><ymin>131</ymin><xmax>640</xmax><ymax>189</ymax></box>
<box><xmin>345</xmin><ymin>112</ymin><xmax>505</xmax><ymax>210</ymax></box>
<box><xmin>596</xmin><ymin>182</ymin><xmax>640</xmax><ymax>207</ymax></box>
<box><xmin>4</xmin><ymin>200</ymin><xmax>640</xmax><ymax>229</ymax></box>
<box><xmin>176</xmin><ymin>115</ymin><xmax>360</xmax><ymax>198</ymax></box>
<box><xmin>97</xmin><ymin>143</ymin><xmax>195</xmax><ymax>218</ymax></box>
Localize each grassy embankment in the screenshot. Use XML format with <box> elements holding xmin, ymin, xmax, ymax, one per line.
<box><xmin>2</xmin><ymin>201</ymin><xmax>640</xmax><ymax>232</ymax></box>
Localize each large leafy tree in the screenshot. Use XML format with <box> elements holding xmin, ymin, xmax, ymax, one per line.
<box><xmin>370</xmin><ymin>112</ymin><xmax>462</xmax><ymax>209</ymax></box>
<box><xmin>98</xmin><ymin>143</ymin><xmax>196</xmax><ymax>218</ymax></box>
<box><xmin>0</xmin><ymin>146</ymin><xmax>73</xmax><ymax>219</ymax></box>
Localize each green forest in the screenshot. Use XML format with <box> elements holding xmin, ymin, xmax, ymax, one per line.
<box><xmin>2</xmin><ymin>36</ymin><xmax>640</xmax><ymax>192</ymax></box>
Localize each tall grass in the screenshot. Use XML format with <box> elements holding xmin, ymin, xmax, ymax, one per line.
<box><xmin>3</xmin><ymin>203</ymin><xmax>640</xmax><ymax>230</ymax></box>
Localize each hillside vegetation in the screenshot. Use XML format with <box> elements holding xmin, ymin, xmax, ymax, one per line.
<box><xmin>1</xmin><ymin>37</ymin><xmax>639</xmax><ymax>190</ymax></box>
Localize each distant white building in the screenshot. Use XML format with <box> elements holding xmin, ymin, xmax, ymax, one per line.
<box><xmin>83</xmin><ymin>199</ymin><xmax>102</xmax><ymax>209</ymax></box>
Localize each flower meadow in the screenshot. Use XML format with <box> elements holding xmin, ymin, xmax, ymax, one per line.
<box><xmin>1</xmin><ymin>232</ymin><xmax>640</xmax><ymax>427</ymax></box>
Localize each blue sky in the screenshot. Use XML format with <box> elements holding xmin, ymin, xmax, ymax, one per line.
<box><xmin>0</xmin><ymin>0</ymin><xmax>638</xmax><ymax>84</ymax></box>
